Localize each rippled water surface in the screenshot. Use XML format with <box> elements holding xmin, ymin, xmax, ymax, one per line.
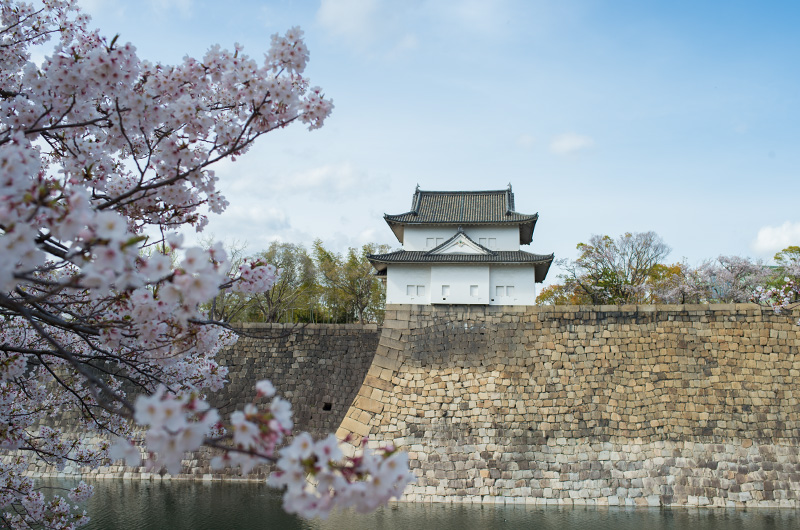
<box><xmin>48</xmin><ymin>479</ymin><xmax>799</xmax><ymax>530</ymax></box>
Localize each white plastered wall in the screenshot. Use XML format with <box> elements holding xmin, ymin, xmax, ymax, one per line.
<box><xmin>489</xmin><ymin>266</ymin><xmax>536</xmax><ymax>305</ymax></box>
<box><xmin>386</xmin><ymin>265</ymin><xmax>431</xmax><ymax>304</ymax></box>
<box><xmin>403</xmin><ymin>227</ymin><xmax>459</xmax><ymax>251</ymax></box>
<box><xmin>430</xmin><ymin>265</ymin><xmax>490</xmax><ymax>304</ymax></box>
<box><xmin>463</xmin><ymin>226</ymin><xmax>519</xmax><ymax>251</ymax></box>
<box><xmin>403</xmin><ymin>226</ymin><xmax>520</xmax><ymax>251</ymax></box>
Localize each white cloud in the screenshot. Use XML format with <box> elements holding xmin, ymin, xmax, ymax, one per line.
<box><xmin>420</xmin><ymin>0</ymin><xmax>512</xmax><ymax>36</ymax></box>
<box><xmin>549</xmin><ymin>133</ymin><xmax>594</xmax><ymax>155</ymax></box>
<box><xmin>76</xmin><ymin>0</ymin><xmax>110</xmax><ymax>16</ymax></box>
<box><xmin>148</xmin><ymin>0</ymin><xmax>193</xmax><ymax>18</ymax></box>
<box><xmin>753</xmin><ymin>222</ymin><xmax>800</xmax><ymax>254</ymax></box>
<box><xmin>316</xmin><ymin>0</ymin><xmax>421</xmax><ymax>56</ymax></box>
<box><xmin>85</xmin><ymin>0</ymin><xmax>193</xmax><ymax>20</ymax></box>
<box><xmin>269</xmin><ymin>163</ymin><xmax>371</xmax><ymax>197</ymax></box>
<box><xmin>390</xmin><ymin>33</ymin><xmax>420</xmax><ymax>54</ymax></box>
<box><xmin>516</xmin><ymin>134</ymin><xmax>536</xmax><ymax>149</ymax></box>
<box><xmin>357</xmin><ymin>227</ymin><xmax>379</xmax><ymax>244</ymax></box>
<box><xmin>449</xmin><ymin>0</ymin><xmax>509</xmax><ymax>34</ymax></box>
<box><xmin>225</xmin><ymin>205</ymin><xmax>289</xmax><ymax>230</ymax></box>
<box><xmin>316</xmin><ymin>0</ymin><xmax>379</xmax><ymax>47</ymax></box>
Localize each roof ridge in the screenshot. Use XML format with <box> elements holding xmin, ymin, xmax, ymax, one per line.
<box><xmin>383</xmin><ymin>186</ymin><xmax>539</xmax><ymax>245</ymax></box>
<box><xmin>415</xmin><ymin>189</ymin><xmax>509</xmax><ymax>194</ymax></box>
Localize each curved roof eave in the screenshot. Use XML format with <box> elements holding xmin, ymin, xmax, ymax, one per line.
<box><xmin>368</xmin><ymin>250</ymin><xmax>555</xmax><ymax>283</ymax></box>
<box><xmin>385</xmin><ymin>214</ymin><xmax>540</xmax><ymax>244</ymax></box>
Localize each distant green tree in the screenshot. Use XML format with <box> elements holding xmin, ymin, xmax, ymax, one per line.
<box><xmin>774</xmin><ymin>245</ymin><xmax>800</xmax><ymax>281</ymax></box>
<box><xmin>246</xmin><ymin>242</ymin><xmax>319</xmax><ymax>323</ymax></box>
<box><xmin>762</xmin><ymin>246</ymin><xmax>800</xmax><ymax>303</ymax></box>
<box><xmin>535</xmin><ymin>275</ymin><xmax>593</xmax><ymax>305</ymax></box>
<box><xmin>562</xmin><ymin>232</ymin><xmax>671</xmax><ymax>304</ymax></box>
<box><xmin>313</xmin><ymin>240</ymin><xmax>389</xmax><ymax>324</ymax></box>
<box><xmin>202</xmin><ymin>239</ymin><xmax>251</xmax><ymax>323</ymax></box>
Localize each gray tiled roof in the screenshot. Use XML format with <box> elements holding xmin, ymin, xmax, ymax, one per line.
<box><xmin>384</xmin><ymin>187</ymin><xmax>539</xmax><ymax>244</ymax></box>
<box><xmin>368</xmin><ymin>250</ymin><xmax>554</xmax><ymax>283</ymax></box>
<box><xmin>385</xmin><ymin>188</ymin><xmax>537</xmax><ymax>224</ymax></box>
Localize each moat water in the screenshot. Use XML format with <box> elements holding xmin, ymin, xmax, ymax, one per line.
<box><xmin>48</xmin><ymin>479</ymin><xmax>799</xmax><ymax>529</ymax></box>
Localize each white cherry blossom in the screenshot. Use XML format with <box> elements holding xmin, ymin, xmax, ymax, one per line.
<box><xmin>0</xmin><ymin>0</ymin><xmax>409</xmax><ymax>524</ymax></box>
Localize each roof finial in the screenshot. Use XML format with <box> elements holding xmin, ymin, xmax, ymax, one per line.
<box><xmin>415</xmin><ymin>183</ymin><xmax>420</xmax><ymax>192</ymax></box>
<box><xmin>507</xmin><ymin>182</ymin><xmax>512</xmax><ymax>191</ymax></box>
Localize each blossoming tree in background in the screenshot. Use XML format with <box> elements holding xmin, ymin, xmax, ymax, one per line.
<box><xmin>755</xmin><ymin>246</ymin><xmax>800</xmax><ymax>325</ymax></box>
<box><xmin>0</xmin><ymin>0</ymin><xmax>411</xmax><ymax>526</ymax></box>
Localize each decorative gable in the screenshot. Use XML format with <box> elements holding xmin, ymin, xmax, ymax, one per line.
<box><xmin>427</xmin><ymin>230</ymin><xmax>495</xmax><ymax>256</ymax></box>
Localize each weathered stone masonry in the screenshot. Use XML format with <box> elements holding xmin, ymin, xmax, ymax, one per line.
<box><xmin>26</xmin><ymin>323</ymin><xmax>380</xmax><ymax>481</ymax></box>
<box><xmin>212</xmin><ymin>322</ymin><xmax>380</xmax><ymax>439</ymax></box>
<box><xmin>25</xmin><ymin>304</ymin><xmax>800</xmax><ymax>507</ymax></box>
<box><xmin>339</xmin><ymin>304</ymin><xmax>800</xmax><ymax>507</ymax></box>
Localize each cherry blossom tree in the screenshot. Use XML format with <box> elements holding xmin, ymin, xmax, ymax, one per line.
<box><xmin>555</xmin><ymin>232</ymin><xmax>671</xmax><ymax>304</ymax></box>
<box><xmin>0</xmin><ymin>1</ymin><xmax>411</xmax><ymax>526</ymax></box>
<box><xmin>648</xmin><ymin>260</ymin><xmax>708</xmax><ymax>304</ymax></box>
<box><xmin>755</xmin><ymin>247</ymin><xmax>800</xmax><ymax>324</ymax></box>
<box><xmin>696</xmin><ymin>255</ymin><xmax>770</xmax><ymax>303</ymax></box>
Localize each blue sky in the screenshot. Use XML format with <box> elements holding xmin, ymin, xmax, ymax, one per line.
<box><xmin>77</xmin><ymin>0</ymin><xmax>800</xmax><ymax>285</ymax></box>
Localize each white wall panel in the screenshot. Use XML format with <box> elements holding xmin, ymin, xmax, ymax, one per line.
<box><xmin>386</xmin><ymin>266</ymin><xmax>431</xmax><ymax>304</ymax></box>
<box><xmin>430</xmin><ymin>265</ymin><xmax>490</xmax><ymax>304</ymax></box>
<box><xmin>489</xmin><ymin>266</ymin><xmax>536</xmax><ymax>305</ymax></box>
<box><xmin>464</xmin><ymin>226</ymin><xmax>519</xmax><ymax>251</ymax></box>
<box><xmin>403</xmin><ymin>227</ymin><xmax>459</xmax><ymax>251</ymax></box>
<box><xmin>403</xmin><ymin>226</ymin><xmax>519</xmax><ymax>251</ymax></box>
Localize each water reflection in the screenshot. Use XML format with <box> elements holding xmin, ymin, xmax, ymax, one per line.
<box><xmin>45</xmin><ymin>479</ymin><xmax>799</xmax><ymax>530</ymax></box>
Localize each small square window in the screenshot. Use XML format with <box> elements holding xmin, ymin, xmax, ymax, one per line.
<box><xmin>479</xmin><ymin>238</ymin><xmax>487</xmax><ymax>246</ymax></box>
<box><xmin>417</xmin><ymin>285</ymin><xmax>425</xmax><ymax>296</ymax></box>
<box><xmin>442</xmin><ymin>285</ymin><xmax>450</xmax><ymax>296</ymax></box>
<box><xmin>488</xmin><ymin>238</ymin><xmax>497</xmax><ymax>248</ymax></box>
<box><xmin>470</xmin><ymin>285</ymin><xmax>478</xmax><ymax>297</ymax></box>
<box><xmin>407</xmin><ymin>285</ymin><xmax>415</xmax><ymax>296</ymax></box>
<box><xmin>426</xmin><ymin>238</ymin><xmax>434</xmax><ymax>248</ymax></box>
<box><xmin>496</xmin><ymin>286</ymin><xmax>505</xmax><ymax>297</ymax></box>
<box><xmin>507</xmin><ymin>286</ymin><xmax>515</xmax><ymax>296</ymax></box>
<box><xmin>436</xmin><ymin>238</ymin><xmax>444</xmax><ymax>246</ymax></box>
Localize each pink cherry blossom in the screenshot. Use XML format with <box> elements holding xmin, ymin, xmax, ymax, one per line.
<box><xmin>256</xmin><ymin>379</ymin><xmax>277</xmax><ymax>397</ymax></box>
<box><xmin>0</xmin><ymin>0</ymin><xmax>408</xmax><ymax>524</ymax></box>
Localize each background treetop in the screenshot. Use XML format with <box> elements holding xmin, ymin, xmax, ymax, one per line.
<box><xmin>205</xmin><ymin>239</ymin><xmax>389</xmax><ymax>325</ymax></box>
<box><xmin>538</xmin><ymin>231</ymin><xmax>799</xmax><ymax>308</ymax></box>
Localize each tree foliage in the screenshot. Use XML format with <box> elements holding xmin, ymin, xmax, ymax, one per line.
<box><xmin>205</xmin><ymin>240</ymin><xmax>388</xmax><ymax>324</ymax></box>
<box><xmin>774</xmin><ymin>246</ymin><xmax>800</xmax><ymax>283</ymax></box>
<box><xmin>542</xmin><ymin>232</ymin><xmax>672</xmax><ymax>305</ymax></box>
<box><xmin>247</xmin><ymin>242</ymin><xmax>319</xmax><ymax>323</ymax></box>
<box><xmin>538</xmin><ymin>235</ymin><xmax>799</xmax><ymax>308</ymax></box>
<box><xmin>700</xmin><ymin>255</ymin><xmax>772</xmax><ymax>303</ymax></box>
<box><xmin>0</xmin><ymin>1</ymin><xmax>409</xmax><ymax>525</ymax></box>
<box><xmin>313</xmin><ymin>240</ymin><xmax>389</xmax><ymax>324</ymax></box>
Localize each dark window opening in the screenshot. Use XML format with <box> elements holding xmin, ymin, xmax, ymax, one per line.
<box><xmin>322</xmin><ymin>402</ymin><xmax>332</xmax><ymax>411</ymax></box>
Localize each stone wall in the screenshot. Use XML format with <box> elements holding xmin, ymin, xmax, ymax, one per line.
<box><xmin>25</xmin><ymin>322</ymin><xmax>380</xmax><ymax>481</ymax></box>
<box><xmin>339</xmin><ymin>304</ymin><xmax>800</xmax><ymax>507</ymax></box>
<box><xmin>213</xmin><ymin>322</ymin><xmax>380</xmax><ymax>439</ymax></box>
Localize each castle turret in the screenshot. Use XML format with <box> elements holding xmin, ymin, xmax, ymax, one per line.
<box><xmin>369</xmin><ymin>185</ymin><xmax>553</xmax><ymax>305</ymax></box>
